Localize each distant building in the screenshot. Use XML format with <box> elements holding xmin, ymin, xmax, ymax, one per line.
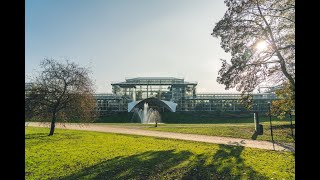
<box><xmin>94</xmin><ymin>77</ymin><xmax>277</xmax><ymax>114</ymax></box>
<box><xmin>25</xmin><ymin>82</ymin><xmax>34</xmax><ymax>97</ymax></box>
<box><xmin>26</xmin><ymin>77</ymin><xmax>278</xmax><ymax>115</ymax></box>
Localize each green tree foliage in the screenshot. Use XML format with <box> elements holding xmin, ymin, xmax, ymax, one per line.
<box><xmin>212</xmin><ymin>0</ymin><xmax>295</xmax><ymax>94</ymax></box>
<box><xmin>25</xmin><ymin>59</ymin><xmax>97</xmax><ymax>135</ymax></box>
<box><xmin>271</xmin><ymin>82</ymin><xmax>294</xmax><ymax>119</ymax></box>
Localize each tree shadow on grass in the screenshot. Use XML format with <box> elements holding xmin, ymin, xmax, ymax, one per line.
<box><xmin>62</xmin><ymin>150</ymin><xmax>193</xmax><ymax>180</ymax></box>
<box><xmin>25</xmin><ymin>132</ymin><xmax>82</xmax><ymax>140</ymax></box>
<box><xmin>181</xmin><ymin>145</ymin><xmax>268</xmax><ymax>179</ymax></box>
<box><xmin>271</xmin><ymin>124</ymin><xmax>295</xmax><ymax>130</ymax></box>
<box><xmin>25</xmin><ymin>133</ymin><xmax>49</xmax><ymax>139</ymax></box>
<box><xmin>25</xmin><ymin>131</ymin><xmax>83</xmax><ymax>148</ymax></box>
<box><xmin>61</xmin><ymin>146</ymin><xmax>269</xmax><ymax>179</ymax></box>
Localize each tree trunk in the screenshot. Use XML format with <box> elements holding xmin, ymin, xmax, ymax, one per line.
<box><xmin>155</xmin><ymin>119</ymin><xmax>158</xmax><ymax>127</ymax></box>
<box><xmin>48</xmin><ymin>112</ymin><xmax>57</xmax><ymax>136</ymax></box>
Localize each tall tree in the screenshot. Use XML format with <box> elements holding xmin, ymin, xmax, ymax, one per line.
<box><xmin>25</xmin><ymin>59</ymin><xmax>97</xmax><ymax>136</ymax></box>
<box><xmin>211</xmin><ymin>0</ymin><xmax>295</xmax><ymax>101</ymax></box>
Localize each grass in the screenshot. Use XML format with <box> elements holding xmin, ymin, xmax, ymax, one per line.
<box><xmin>142</xmin><ymin>121</ymin><xmax>295</xmax><ymax>143</ymax></box>
<box><xmin>26</xmin><ymin>127</ymin><xmax>295</xmax><ymax>179</ymax></box>
<box><xmin>89</xmin><ymin>111</ymin><xmax>295</xmax><ymax>124</ymax></box>
<box><xmin>93</xmin><ymin>112</ymin><xmax>295</xmax><ymax>143</ymax></box>
<box><xmin>93</xmin><ymin>117</ymin><xmax>295</xmax><ymax>143</ymax></box>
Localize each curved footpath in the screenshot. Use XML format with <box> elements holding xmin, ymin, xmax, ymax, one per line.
<box><xmin>26</xmin><ymin>122</ymin><xmax>294</xmax><ymax>152</ymax></box>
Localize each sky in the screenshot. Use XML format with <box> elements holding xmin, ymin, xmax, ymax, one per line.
<box><xmin>26</xmin><ymin>0</ymin><xmax>236</xmax><ymax>93</ymax></box>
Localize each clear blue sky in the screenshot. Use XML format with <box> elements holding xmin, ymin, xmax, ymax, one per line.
<box><xmin>26</xmin><ymin>0</ymin><xmax>235</xmax><ymax>93</ymax></box>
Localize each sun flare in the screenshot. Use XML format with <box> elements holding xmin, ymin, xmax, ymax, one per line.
<box><xmin>256</xmin><ymin>41</ymin><xmax>268</xmax><ymax>51</ymax></box>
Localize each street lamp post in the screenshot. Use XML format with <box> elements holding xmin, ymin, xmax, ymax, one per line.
<box><xmin>268</xmin><ymin>102</ymin><xmax>275</xmax><ymax>150</ymax></box>
<box><xmin>253</xmin><ymin>103</ymin><xmax>260</xmax><ymax>133</ymax></box>
<box><xmin>289</xmin><ymin>111</ymin><xmax>295</xmax><ymax>141</ymax></box>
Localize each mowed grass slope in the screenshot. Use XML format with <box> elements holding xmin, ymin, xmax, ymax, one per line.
<box><xmin>143</xmin><ymin>121</ymin><xmax>295</xmax><ymax>143</ymax></box>
<box><xmin>95</xmin><ymin>115</ymin><xmax>295</xmax><ymax>143</ymax></box>
<box><xmin>26</xmin><ymin>127</ymin><xmax>295</xmax><ymax>179</ymax></box>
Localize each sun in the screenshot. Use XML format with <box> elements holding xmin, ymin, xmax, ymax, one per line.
<box><xmin>256</xmin><ymin>41</ymin><xmax>268</xmax><ymax>51</ymax></box>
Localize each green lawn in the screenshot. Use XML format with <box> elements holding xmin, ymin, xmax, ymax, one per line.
<box><xmin>26</xmin><ymin>127</ymin><xmax>295</xmax><ymax>179</ymax></box>
<box><xmin>142</xmin><ymin>121</ymin><xmax>295</xmax><ymax>143</ymax></box>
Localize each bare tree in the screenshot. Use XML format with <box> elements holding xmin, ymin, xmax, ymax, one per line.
<box><xmin>25</xmin><ymin>59</ymin><xmax>97</xmax><ymax>136</ymax></box>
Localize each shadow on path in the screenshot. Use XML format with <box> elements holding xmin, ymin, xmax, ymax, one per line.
<box><xmin>274</xmin><ymin>142</ymin><xmax>295</xmax><ymax>152</ymax></box>
<box><xmin>251</xmin><ymin>131</ymin><xmax>258</xmax><ymax>140</ymax></box>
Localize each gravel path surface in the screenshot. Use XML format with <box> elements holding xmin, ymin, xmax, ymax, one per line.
<box><xmin>27</xmin><ymin>122</ymin><xmax>294</xmax><ymax>152</ymax></box>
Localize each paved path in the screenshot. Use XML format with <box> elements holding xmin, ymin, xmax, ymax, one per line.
<box><xmin>27</xmin><ymin>122</ymin><xmax>294</xmax><ymax>152</ymax></box>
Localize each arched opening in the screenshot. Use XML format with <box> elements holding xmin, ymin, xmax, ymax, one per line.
<box><xmin>129</xmin><ymin>97</ymin><xmax>177</xmax><ymax>112</ymax></box>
